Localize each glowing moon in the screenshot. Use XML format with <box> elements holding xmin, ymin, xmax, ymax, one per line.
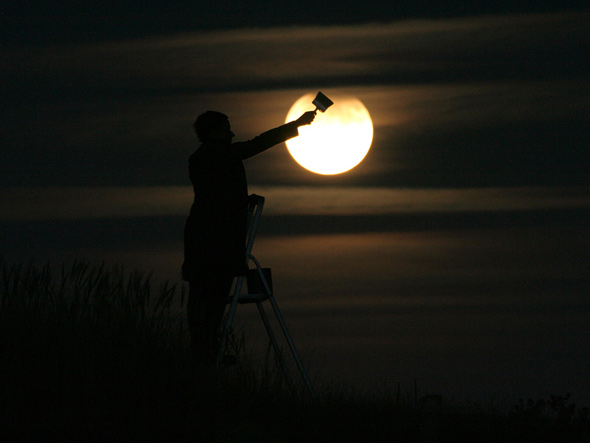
<box><xmin>285</xmin><ymin>93</ymin><xmax>373</xmax><ymax>175</ymax></box>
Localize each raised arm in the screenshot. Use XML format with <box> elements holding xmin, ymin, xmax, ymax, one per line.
<box><xmin>234</xmin><ymin>111</ymin><xmax>316</xmax><ymax>160</ymax></box>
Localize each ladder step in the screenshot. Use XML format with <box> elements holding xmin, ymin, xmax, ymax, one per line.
<box><xmin>228</xmin><ymin>293</ymin><xmax>270</xmax><ymax>304</ymax></box>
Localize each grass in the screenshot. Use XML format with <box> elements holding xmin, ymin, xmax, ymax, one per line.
<box><xmin>1</xmin><ymin>259</ymin><xmax>589</xmax><ymax>442</ymax></box>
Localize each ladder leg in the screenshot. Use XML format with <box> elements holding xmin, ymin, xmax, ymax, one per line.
<box><xmin>268</xmin><ymin>295</ymin><xmax>316</xmax><ymax>399</ymax></box>
<box><xmin>217</xmin><ymin>275</ymin><xmax>244</xmax><ymax>367</ymax></box>
<box><xmin>251</xmin><ymin>259</ymin><xmax>316</xmax><ymax>399</ymax></box>
<box><xmin>255</xmin><ymin>302</ymin><xmax>297</xmax><ymax>396</ymax></box>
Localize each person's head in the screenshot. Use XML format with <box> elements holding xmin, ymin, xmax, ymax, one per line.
<box><xmin>193</xmin><ymin>111</ymin><xmax>235</xmax><ymax>143</ymax></box>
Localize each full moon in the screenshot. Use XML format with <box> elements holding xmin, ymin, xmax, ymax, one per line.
<box><xmin>285</xmin><ymin>93</ymin><xmax>373</xmax><ymax>175</ymax></box>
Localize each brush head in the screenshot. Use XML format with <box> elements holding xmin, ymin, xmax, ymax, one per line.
<box><xmin>312</xmin><ymin>92</ymin><xmax>334</xmax><ymax>113</ymax></box>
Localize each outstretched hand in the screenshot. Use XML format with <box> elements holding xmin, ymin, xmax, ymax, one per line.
<box><xmin>295</xmin><ymin>111</ymin><xmax>316</xmax><ymax>127</ymax></box>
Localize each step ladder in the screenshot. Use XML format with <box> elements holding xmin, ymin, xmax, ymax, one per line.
<box><xmin>217</xmin><ymin>194</ymin><xmax>315</xmax><ymax>399</ymax></box>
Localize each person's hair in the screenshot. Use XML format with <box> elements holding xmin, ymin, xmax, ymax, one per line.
<box><xmin>193</xmin><ymin>111</ymin><xmax>229</xmax><ymax>142</ymax></box>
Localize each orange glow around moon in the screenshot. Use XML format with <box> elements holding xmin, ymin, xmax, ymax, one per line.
<box><xmin>285</xmin><ymin>93</ymin><xmax>373</xmax><ymax>175</ymax></box>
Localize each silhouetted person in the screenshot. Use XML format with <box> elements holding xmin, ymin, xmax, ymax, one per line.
<box><xmin>182</xmin><ymin>110</ymin><xmax>316</xmax><ymax>366</ymax></box>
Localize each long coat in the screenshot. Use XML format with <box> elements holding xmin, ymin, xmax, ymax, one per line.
<box><xmin>182</xmin><ymin>122</ymin><xmax>299</xmax><ymax>281</ymax></box>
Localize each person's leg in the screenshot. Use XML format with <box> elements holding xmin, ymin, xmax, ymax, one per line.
<box><xmin>208</xmin><ymin>271</ymin><xmax>234</xmax><ymax>359</ymax></box>
<box><xmin>187</xmin><ymin>278</ymin><xmax>208</xmax><ymax>361</ymax></box>
<box><xmin>187</xmin><ymin>272</ymin><xmax>234</xmax><ymax>364</ymax></box>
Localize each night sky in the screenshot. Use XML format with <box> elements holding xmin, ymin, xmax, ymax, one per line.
<box><xmin>4</xmin><ymin>1</ymin><xmax>588</xmax><ymax>45</ymax></box>
<box><xmin>2</xmin><ymin>1</ymin><xmax>590</xmax><ymax>404</ymax></box>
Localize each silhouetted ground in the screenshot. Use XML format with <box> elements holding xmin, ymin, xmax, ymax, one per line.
<box><xmin>1</xmin><ymin>260</ymin><xmax>589</xmax><ymax>442</ymax></box>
